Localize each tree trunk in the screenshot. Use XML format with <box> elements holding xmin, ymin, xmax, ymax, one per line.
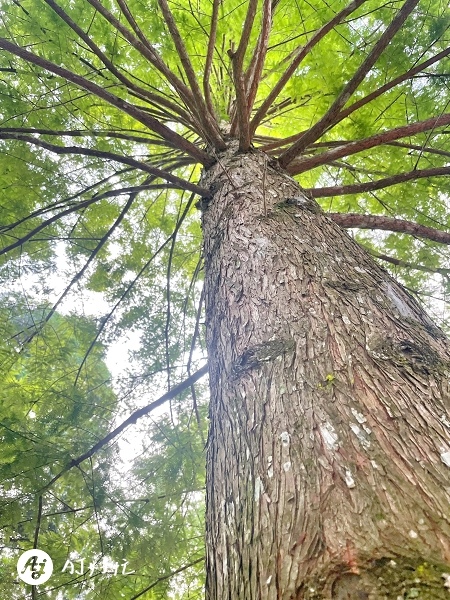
<box><xmin>201</xmin><ymin>142</ymin><xmax>450</xmax><ymax>599</ymax></box>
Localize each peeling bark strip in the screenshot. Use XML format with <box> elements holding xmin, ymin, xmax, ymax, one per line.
<box><xmin>202</xmin><ymin>143</ymin><xmax>450</xmax><ymax>599</ymax></box>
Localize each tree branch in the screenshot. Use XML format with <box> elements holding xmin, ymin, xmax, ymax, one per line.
<box><xmin>229</xmin><ymin>0</ymin><xmax>258</xmax><ymax>150</ymax></box>
<box><xmin>157</xmin><ymin>0</ymin><xmax>225</xmax><ymax>149</ymax></box>
<box><xmin>279</xmin><ymin>0</ymin><xmax>420</xmax><ymax>167</ymax></box>
<box><xmin>129</xmin><ymin>556</ymin><xmax>206</xmax><ymax>600</ymax></box>
<box><xmin>306</xmin><ymin>166</ymin><xmax>450</xmax><ymax>197</ymax></box>
<box><xmin>0</xmin><ymin>37</ymin><xmax>213</xmax><ymax>165</ymax></box>
<box><xmin>244</xmin><ymin>0</ymin><xmax>273</xmax><ymax>120</ymax></box>
<box><xmin>85</xmin><ymin>0</ymin><xmax>208</xmax><ymax>136</ymax></box>
<box><xmin>250</xmin><ymin>0</ymin><xmax>368</xmax><ymax>136</ymax></box>
<box><xmin>329</xmin><ymin>212</ymin><xmax>450</xmax><ymax>245</ymax></box>
<box><xmin>204</xmin><ymin>0</ymin><xmax>221</xmax><ymax>117</ymax></box>
<box><xmin>0</xmin><ymin>133</ymin><xmax>208</xmax><ymax>195</ymax></box>
<box><xmin>288</xmin><ymin>113</ymin><xmax>450</xmax><ymax>174</ymax></box>
<box><xmin>367</xmin><ymin>249</ymin><xmax>450</xmax><ymax>275</ymax></box>
<box><xmin>43</xmin><ymin>0</ymin><xmax>196</xmax><ymax>127</ymax></box>
<box><xmin>337</xmin><ymin>46</ymin><xmax>450</xmax><ymax>123</ymax></box>
<box><xmin>41</xmin><ymin>364</ymin><xmax>208</xmax><ymax>492</ymax></box>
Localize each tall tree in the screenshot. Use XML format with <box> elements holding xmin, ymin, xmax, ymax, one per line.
<box><xmin>1</xmin><ymin>0</ymin><xmax>450</xmax><ymax>597</ymax></box>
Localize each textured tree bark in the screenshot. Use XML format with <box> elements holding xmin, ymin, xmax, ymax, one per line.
<box><xmin>201</xmin><ymin>142</ymin><xmax>450</xmax><ymax>600</ymax></box>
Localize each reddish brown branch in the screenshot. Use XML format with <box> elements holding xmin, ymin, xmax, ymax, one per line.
<box><xmin>229</xmin><ymin>0</ymin><xmax>258</xmax><ymax>150</ymax></box>
<box><xmin>43</xmin><ymin>0</ymin><xmax>195</xmax><ymax>127</ymax></box>
<box><xmin>84</xmin><ymin>0</ymin><xmax>203</xmax><ymax>120</ymax></box>
<box><xmin>279</xmin><ymin>0</ymin><xmax>420</xmax><ymax>167</ymax></box>
<box><xmin>288</xmin><ymin>113</ymin><xmax>450</xmax><ymax>174</ymax></box>
<box><xmin>204</xmin><ymin>0</ymin><xmax>221</xmax><ymax>116</ymax></box>
<box><xmin>156</xmin><ymin>0</ymin><xmax>225</xmax><ymax>149</ymax></box>
<box><xmin>329</xmin><ymin>212</ymin><xmax>450</xmax><ymax>245</ymax></box>
<box><xmin>0</xmin><ymin>37</ymin><xmax>213</xmax><ymax>165</ymax></box>
<box><xmin>244</xmin><ymin>0</ymin><xmax>273</xmax><ymax>120</ymax></box>
<box><xmin>305</xmin><ymin>166</ymin><xmax>450</xmax><ymax>197</ymax></box>
<box><xmin>250</xmin><ymin>0</ymin><xmax>368</xmax><ymax>137</ymax></box>
<box><xmin>337</xmin><ymin>46</ymin><xmax>450</xmax><ymax>123</ymax></box>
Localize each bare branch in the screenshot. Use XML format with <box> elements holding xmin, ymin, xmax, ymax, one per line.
<box><xmin>22</xmin><ymin>190</ymin><xmax>139</xmax><ymax>347</ymax></box>
<box><xmin>329</xmin><ymin>212</ymin><xmax>450</xmax><ymax>245</ymax></box>
<box><xmin>85</xmin><ymin>0</ymin><xmax>199</xmax><ymax>113</ymax></box>
<box><xmin>157</xmin><ymin>0</ymin><xmax>225</xmax><ymax>149</ymax></box>
<box><xmin>129</xmin><ymin>556</ymin><xmax>206</xmax><ymax>600</ymax></box>
<box><xmin>279</xmin><ymin>0</ymin><xmax>420</xmax><ymax>167</ymax></box>
<box><xmin>244</xmin><ymin>0</ymin><xmax>272</xmax><ymax>120</ymax></box>
<box><xmin>250</xmin><ymin>0</ymin><xmax>368</xmax><ymax>136</ymax></box>
<box><xmin>73</xmin><ymin>190</ymin><xmax>198</xmax><ymax>384</ymax></box>
<box><xmin>288</xmin><ymin>113</ymin><xmax>450</xmax><ymax>174</ymax></box>
<box><xmin>0</xmin><ymin>196</ymin><xmax>102</xmax><ymax>257</ymax></box>
<box><xmin>0</xmin><ymin>133</ymin><xmax>209</xmax><ymax>194</ymax></box>
<box><xmin>0</xmin><ymin>126</ymin><xmax>163</xmax><ymax>144</ymax></box>
<box><xmin>0</xmin><ymin>37</ymin><xmax>213</xmax><ymax>165</ymax></box>
<box><xmin>41</xmin><ymin>364</ymin><xmax>208</xmax><ymax>492</ymax></box>
<box><xmin>306</xmin><ymin>166</ymin><xmax>450</xmax><ymax>197</ymax></box>
<box><xmin>43</xmin><ymin>0</ymin><xmax>196</xmax><ymax>127</ymax></box>
<box><xmin>204</xmin><ymin>0</ymin><xmax>221</xmax><ymax>117</ymax></box>
<box><xmin>337</xmin><ymin>46</ymin><xmax>450</xmax><ymax>123</ymax></box>
<box><xmin>229</xmin><ymin>0</ymin><xmax>258</xmax><ymax>150</ymax></box>
<box><xmin>367</xmin><ymin>249</ymin><xmax>450</xmax><ymax>275</ymax></box>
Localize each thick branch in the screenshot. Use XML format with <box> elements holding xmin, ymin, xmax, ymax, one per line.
<box><xmin>85</xmin><ymin>0</ymin><xmax>198</xmax><ymax>112</ymax></box>
<box><xmin>0</xmin><ymin>37</ymin><xmax>213</xmax><ymax>165</ymax></box>
<box><xmin>244</xmin><ymin>0</ymin><xmax>272</xmax><ymax>120</ymax></box>
<box><xmin>306</xmin><ymin>166</ymin><xmax>450</xmax><ymax>197</ymax></box>
<box><xmin>250</xmin><ymin>0</ymin><xmax>368</xmax><ymax>136</ymax></box>
<box><xmin>329</xmin><ymin>212</ymin><xmax>450</xmax><ymax>244</ymax></box>
<box><xmin>229</xmin><ymin>0</ymin><xmax>258</xmax><ymax>150</ymax></box>
<box><xmin>157</xmin><ymin>0</ymin><xmax>225</xmax><ymax>149</ymax></box>
<box><xmin>288</xmin><ymin>113</ymin><xmax>450</xmax><ymax>174</ymax></box>
<box><xmin>43</xmin><ymin>0</ymin><xmax>195</xmax><ymax>127</ymax></box>
<box><xmin>337</xmin><ymin>46</ymin><xmax>450</xmax><ymax>123</ymax></box>
<box><xmin>204</xmin><ymin>0</ymin><xmax>221</xmax><ymax>116</ymax></box>
<box><xmin>0</xmin><ymin>133</ymin><xmax>208</xmax><ymax>195</ymax></box>
<box><xmin>279</xmin><ymin>0</ymin><xmax>420</xmax><ymax>167</ymax></box>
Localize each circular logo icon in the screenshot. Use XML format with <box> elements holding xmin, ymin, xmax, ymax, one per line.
<box><xmin>17</xmin><ymin>549</ymin><xmax>53</xmax><ymax>585</ymax></box>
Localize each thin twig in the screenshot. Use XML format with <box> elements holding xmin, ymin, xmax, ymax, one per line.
<box><xmin>0</xmin><ymin>133</ymin><xmax>209</xmax><ymax>194</ymax></box>
<box><xmin>157</xmin><ymin>0</ymin><xmax>225</xmax><ymax>149</ymax></box>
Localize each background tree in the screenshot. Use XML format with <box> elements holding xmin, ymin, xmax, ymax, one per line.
<box><xmin>1</xmin><ymin>0</ymin><xmax>450</xmax><ymax>598</ymax></box>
